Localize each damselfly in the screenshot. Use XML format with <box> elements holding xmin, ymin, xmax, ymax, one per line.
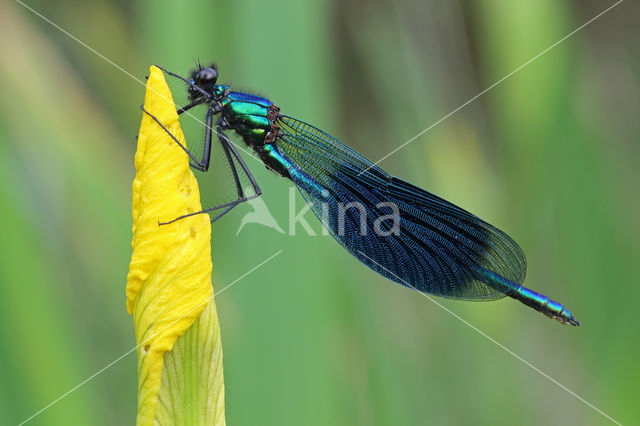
<box><xmin>141</xmin><ymin>64</ymin><xmax>579</xmax><ymax>326</ymax></box>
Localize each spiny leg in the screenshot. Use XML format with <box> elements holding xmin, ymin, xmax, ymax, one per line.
<box><xmin>152</xmin><ymin>64</ymin><xmax>209</xmax><ymax>114</ymax></box>
<box><xmin>141</xmin><ymin>67</ymin><xmax>263</xmax><ymax>225</ymax></box>
<box><xmin>207</xmin><ymin>127</ymin><xmax>263</xmax><ymax>223</ymax></box>
<box><xmin>140</xmin><ymin>104</ymin><xmax>205</xmax><ymax>167</ymax></box>
<box><xmin>218</xmin><ymin>124</ymin><xmax>261</xmax><ymax>198</ymax></box>
<box><xmin>188</xmin><ymin>106</ymin><xmax>213</xmax><ymax>171</ymax></box>
<box><xmin>220</xmin><ymin>134</ymin><xmax>244</xmax><ymax>199</ymax></box>
<box><xmin>177</xmin><ymin>99</ymin><xmax>206</xmax><ymax>114</ymax></box>
<box><xmin>159</xmin><ymin>122</ymin><xmax>262</xmax><ymax>225</ymax></box>
<box><xmin>153</xmin><ymin>64</ymin><xmax>210</xmax><ymax>98</ymax></box>
<box><xmin>140</xmin><ymin>102</ymin><xmax>214</xmax><ymax>171</ymax></box>
<box><xmin>141</xmin><ymin>103</ymin><xmax>259</xmax><ymax>224</ymax></box>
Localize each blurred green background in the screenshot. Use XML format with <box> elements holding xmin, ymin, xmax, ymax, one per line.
<box><xmin>0</xmin><ymin>0</ymin><xmax>638</xmax><ymax>425</ymax></box>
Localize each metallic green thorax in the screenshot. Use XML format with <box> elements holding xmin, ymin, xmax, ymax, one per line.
<box><xmin>216</xmin><ymin>88</ymin><xmax>289</xmax><ymax>177</ymax></box>
<box><xmin>220</xmin><ymin>89</ymin><xmax>273</xmax><ymax>147</ymax></box>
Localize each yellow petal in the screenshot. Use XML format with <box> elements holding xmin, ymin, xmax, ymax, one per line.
<box><xmin>126</xmin><ymin>66</ymin><xmax>220</xmax><ymax>425</ymax></box>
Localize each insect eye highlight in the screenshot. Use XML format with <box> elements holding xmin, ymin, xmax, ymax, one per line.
<box><xmin>197</xmin><ymin>68</ymin><xmax>218</xmax><ymax>84</ymax></box>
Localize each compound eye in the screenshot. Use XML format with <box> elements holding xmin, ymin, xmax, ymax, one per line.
<box><xmin>198</xmin><ymin>67</ymin><xmax>218</xmax><ymax>84</ymax></box>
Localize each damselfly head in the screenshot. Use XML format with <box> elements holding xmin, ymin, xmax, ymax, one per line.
<box><xmin>188</xmin><ymin>64</ymin><xmax>218</xmax><ymax>99</ymax></box>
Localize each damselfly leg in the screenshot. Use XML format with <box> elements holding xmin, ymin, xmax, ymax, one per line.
<box><xmin>139</xmin><ymin>67</ymin><xmax>262</xmax><ymax>224</ymax></box>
